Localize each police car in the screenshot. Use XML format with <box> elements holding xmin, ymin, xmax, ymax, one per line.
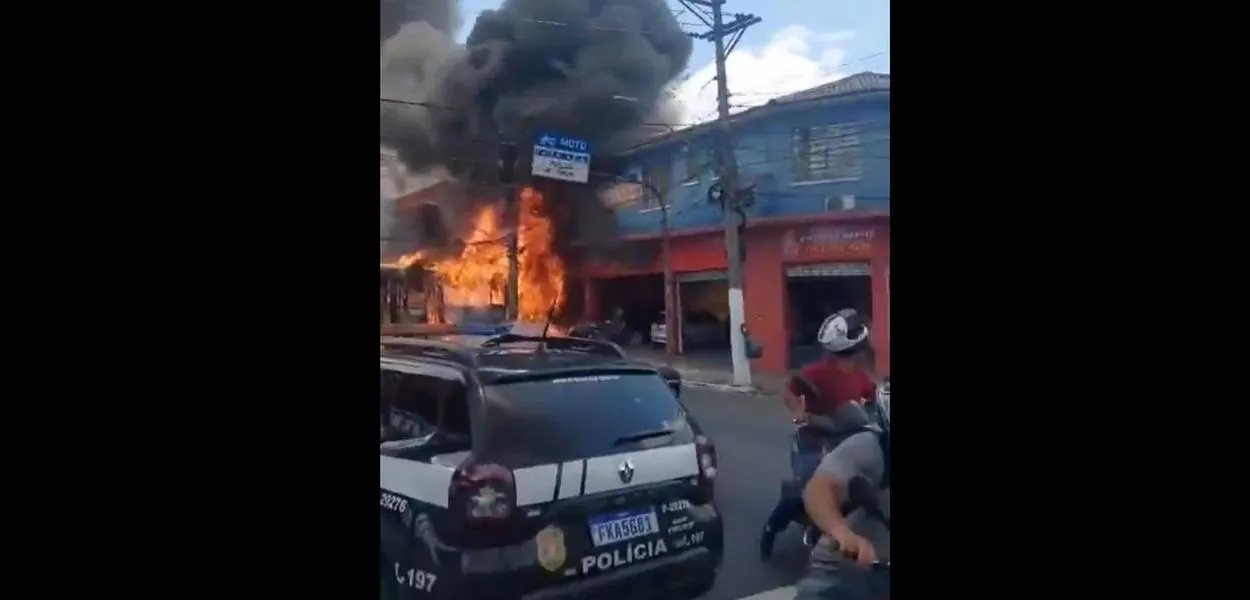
<box><xmin>380</xmin><ymin>332</ymin><xmax>723</xmax><ymax>600</ymax></box>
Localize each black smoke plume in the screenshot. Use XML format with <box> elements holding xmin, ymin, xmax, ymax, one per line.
<box><xmin>380</xmin><ymin>0</ymin><xmax>691</xmax><ymax>252</ymax></box>
<box><xmin>381</xmin><ymin>0</ymin><xmax>460</xmax><ymax>42</ymax></box>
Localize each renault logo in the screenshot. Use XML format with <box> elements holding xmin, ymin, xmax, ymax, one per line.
<box><xmin>618</xmin><ymin>458</ymin><xmax>636</xmax><ymax>484</ymax></box>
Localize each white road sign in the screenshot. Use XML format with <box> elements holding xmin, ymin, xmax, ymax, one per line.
<box><xmin>532</xmin><ymin>131</ymin><xmax>591</xmax><ymax>184</ymax></box>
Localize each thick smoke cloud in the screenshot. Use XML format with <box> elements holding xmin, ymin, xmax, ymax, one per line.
<box><xmin>381</xmin><ymin>0</ymin><xmax>690</xmax><ymax>186</ymax></box>
<box><xmin>381</xmin><ymin>0</ymin><xmax>460</xmax><ymax>42</ymax></box>
<box><xmin>380</xmin><ymin>0</ymin><xmax>691</xmax><ymax>261</ymax></box>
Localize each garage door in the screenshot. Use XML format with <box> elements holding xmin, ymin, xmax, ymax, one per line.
<box><xmin>677</xmin><ymin>270</ymin><xmax>727</xmax><ymax>283</ymax></box>
<box><xmin>785</xmin><ymin>262</ymin><xmax>871</xmax><ymax>278</ymax></box>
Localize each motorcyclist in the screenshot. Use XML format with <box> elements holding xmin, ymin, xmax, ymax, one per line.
<box><xmin>794</xmin><ymin>391</ymin><xmax>890</xmax><ymax>600</ymax></box>
<box><xmin>759</xmin><ymin>308</ymin><xmax>877</xmax><ymax>560</ymax></box>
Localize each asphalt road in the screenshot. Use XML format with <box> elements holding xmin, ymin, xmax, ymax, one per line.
<box><xmin>679</xmin><ymin>387</ymin><xmax>811</xmax><ymax>600</ymax></box>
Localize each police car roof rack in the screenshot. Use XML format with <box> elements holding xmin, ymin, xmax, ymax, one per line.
<box><xmin>380</xmin><ymin>337</ymin><xmax>478</xmax><ymax>369</ymax></box>
<box><xmin>481</xmin><ymin>334</ymin><xmax>627</xmax><ymax>359</ymax></box>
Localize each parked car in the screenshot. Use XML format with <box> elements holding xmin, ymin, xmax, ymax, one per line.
<box><xmin>651</xmin><ymin>311</ymin><xmax>728</xmax><ymax>350</ymax></box>
<box><xmin>649</xmin><ymin>312</ymin><xmax>668</xmax><ymax>347</ymax></box>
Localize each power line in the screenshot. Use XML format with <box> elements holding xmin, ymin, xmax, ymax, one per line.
<box><xmin>382</xmin><ymin>54</ymin><xmax>888</xmax><ymax>145</ymax></box>
<box><xmin>644</xmin><ymin>151</ymin><xmax>891</xmax><ymax>188</ymax></box>
<box><xmin>727</xmin><ymin>58</ymin><xmax>891</xmax><ymax>102</ymax></box>
<box><xmin>615</xmin><ymin>123</ymin><xmax>892</xmax><ymax>212</ymax></box>
<box><xmin>674</xmin><ymin>0</ymin><xmax>715</xmax><ymax>28</ymax></box>
<box><xmin>608</xmin><ymin>71</ymin><xmax>892</xmax><ymax>144</ymax></box>
<box><xmin>626</xmin><ymin>117</ymin><xmax>890</xmax><ymax>165</ymax></box>
<box><xmin>380</xmin><ymin>97</ymin><xmax>707</xmax><ymax>131</ymax></box>
<box><xmin>380</xmin><ymin>98</ymin><xmax>456</xmax><ymax>110</ymax></box>
<box><xmin>512</xmin><ymin>16</ymin><xmax>695</xmax><ymax>37</ymax></box>
<box><xmin>382</xmin><ymin>114</ymin><xmax>888</xmax><ymax>173</ymax></box>
<box><xmin>382</xmin><ymin>90</ymin><xmax>889</xmax><ymax>177</ymax></box>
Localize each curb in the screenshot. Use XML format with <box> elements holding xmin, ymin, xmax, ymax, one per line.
<box><xmin>632</xmin><ymin>355</ymin><xmax>781</xmax><ymax>395</ymax></box>
<box><xmin>682</xmin><ymin>379</ymin><xmax>761</xmax><ymax>394</ymax></box>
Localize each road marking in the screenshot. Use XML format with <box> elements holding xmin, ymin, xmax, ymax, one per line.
<box><xmin>736</xmin><ymin>585</ymin><xmax>796</xmax><ymax>600</ymax></box>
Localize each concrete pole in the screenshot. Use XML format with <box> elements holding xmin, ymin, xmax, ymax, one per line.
<box><xmin>709</xmin><ymin>0</ymin><xmax>753</xmax><ymax>386</ymax></box>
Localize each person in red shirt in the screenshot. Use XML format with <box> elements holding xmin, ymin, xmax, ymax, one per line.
<box><xmin>761</xmin><ymin>308</ymin><xmax>877</xmax><ymax>560</ymax></box>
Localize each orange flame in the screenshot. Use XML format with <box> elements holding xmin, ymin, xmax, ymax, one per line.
<box><xmin>391</xmin><ymin>187</ymin><xmax>566</xmax><ymax>322</ymax></box>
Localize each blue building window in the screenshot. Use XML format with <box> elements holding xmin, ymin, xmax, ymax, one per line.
<box><xmin>680</xmin><ymin>147</ymin><xmax>708</xmax><ymax>186</ymax></box>
<box><xmin>642</xmin><ymin>163</ymin><xmax>672</xmax><ymax>209</ymax></box>
<box><xmin>792</xmin><ymin>122</ymin><xmax>864</xmax><ymax>183</ymax></box>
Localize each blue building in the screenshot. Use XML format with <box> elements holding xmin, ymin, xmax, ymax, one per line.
<box><xmin>580</xmin><ymin>72</ymin><xmax>892</xmax><ymax>375</ymax></box>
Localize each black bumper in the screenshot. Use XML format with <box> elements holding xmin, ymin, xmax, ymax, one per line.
<box><xmin>435</xmin><ymin>546</ymin><xmax>721</xmax><ymax>600</ymax></box>
<box><xmin>522</xmin><ymin>547</ymin><xmax>718</xmax><ymax>600</ymax></box>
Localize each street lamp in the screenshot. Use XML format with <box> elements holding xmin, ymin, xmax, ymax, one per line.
<box><xmin>605</xmin><ymin>95</ymin><xmax>691</xmax><ymax>358</ymax></box>
<box><xmin>591</xmin><ymin>171</ymin><xmax>676</xmax><ymax>358</ymax></box>
<box><xmin>604</xmin><ymin>100</ymin><xmax>690</xmax><ymax>359</ymax></box>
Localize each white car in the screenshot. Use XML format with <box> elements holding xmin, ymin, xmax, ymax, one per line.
<box><xmin>650</xmin><ymin>313</ymin><xmax>668</xmax><ymax>347</ymax></box>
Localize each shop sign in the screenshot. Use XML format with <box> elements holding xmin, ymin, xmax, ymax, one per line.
<box><xmin>781</xmin><ymin>226</ymin><xmax>874</xmax><ymax>260</ymax></box>
<box><xmin>785</xmin><ymin>262</ymin><xmax>871</xmax><ymax>278</ymax></box>
<box><xmin>677</xmin><ymin>270</ymin><xmax>727</xmax><ymax>283</ymax></box>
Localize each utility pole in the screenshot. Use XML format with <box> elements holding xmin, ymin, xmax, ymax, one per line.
<box><xmin>499</xmin><ymin>142</ymin><xmax>520</xmax><ymax>321</ymax></box>
<box><xmin>659</xmin><ymin>191</ymin><xmax>676</xmax><ymax>358</ymax></box>
<box><xmin>506</xmin><ymin>209</ymin><xmax>519</xmax><ymax>320</ymax></box>
<box><xmin>687</xmin><ymin>0</ymin><xmax>760</xmax><ymax>386</ymax></box>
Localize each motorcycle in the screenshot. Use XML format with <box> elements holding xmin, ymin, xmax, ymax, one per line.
<box><xmin>780</xmin><ymin>376</ymin><xmax>891</xmax><ymax>548</ymax></box>
<box><xmin>782</xmin><ymin>413</ymin><xmax>850</xmax><ymax>547</ymax></box>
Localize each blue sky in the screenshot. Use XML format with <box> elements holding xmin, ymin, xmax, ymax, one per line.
<box><xmin>454</xmin><ymin>0</ymin><xmax>889</xmax><ymax>124</ymax></box>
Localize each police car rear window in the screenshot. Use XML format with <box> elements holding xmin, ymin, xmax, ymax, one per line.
<box><xmin>481</xmin><ymin>373</ymin><xmax>693</xmax><ymax>467</ymax></box>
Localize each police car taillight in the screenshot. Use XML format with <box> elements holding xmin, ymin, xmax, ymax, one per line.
<box><xmin>696</xmin><ymin>435</ymin><xmax>717</xmax><ymax>479</ymax></box>
<box><xmin>694</xmin><ymin>435</ymin><xmax>717</xmax><ymax>502</ymax></box>
<box><xmin>450</xmin><ymin>462</ymin><xmax>515</xmax><ymax>523</ymax></box>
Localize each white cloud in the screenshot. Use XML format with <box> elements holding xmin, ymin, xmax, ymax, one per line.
<box><xmin>676</xmin><ymin>25</ymin><xmax>855</xmax><ymax>125</ymax></box>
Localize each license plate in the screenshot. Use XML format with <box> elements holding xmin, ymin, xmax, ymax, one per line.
<box><xmin>588</xmin><ymin>508</ymin><xmax>660</xmax><ymax>547</ymax></box>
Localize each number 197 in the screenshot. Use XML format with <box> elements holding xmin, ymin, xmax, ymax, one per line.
<box><xmin>394</xmin><ymin>564</ymin><xmax>437</xmax><ymax>592</ymax></box>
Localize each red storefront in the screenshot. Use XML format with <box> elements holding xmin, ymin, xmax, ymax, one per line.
<box><xmin>578</xmin><ymin>212</ymin><xmax>890</xmax><ymax>377</ymax></box>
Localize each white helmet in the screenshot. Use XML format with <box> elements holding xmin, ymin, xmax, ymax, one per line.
<box><xmin>816</xmin><ymin>308</ymin><xmax>870</xmax><ymax>354</ymax></box>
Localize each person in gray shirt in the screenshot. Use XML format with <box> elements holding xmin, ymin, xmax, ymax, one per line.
<box><xmin>795</xmin><ymin>428</ymin><xmax>890</xmax><ymax>600</ymax></box>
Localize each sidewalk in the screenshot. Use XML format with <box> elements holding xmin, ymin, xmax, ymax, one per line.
<box><xmin>628</xmin><ymin>347</ymin><xmax>786</xmax><ymax>395</ymax></box>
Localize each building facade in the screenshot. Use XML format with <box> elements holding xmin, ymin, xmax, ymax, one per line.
<box><xmin>578</xmin><ymin>72</ymin><xmax>891</xmax><ymax>376</ymax></box>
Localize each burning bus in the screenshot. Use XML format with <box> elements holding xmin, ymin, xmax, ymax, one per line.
<box><xmin>380</xmin><ymin>262</ymin><xmax>437</xmax><ymax>327</ymax></box>
<box><xmin>384</xmin><ymin>185</ymin><xmax>566</xmax><ymax>330</ymax></box>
